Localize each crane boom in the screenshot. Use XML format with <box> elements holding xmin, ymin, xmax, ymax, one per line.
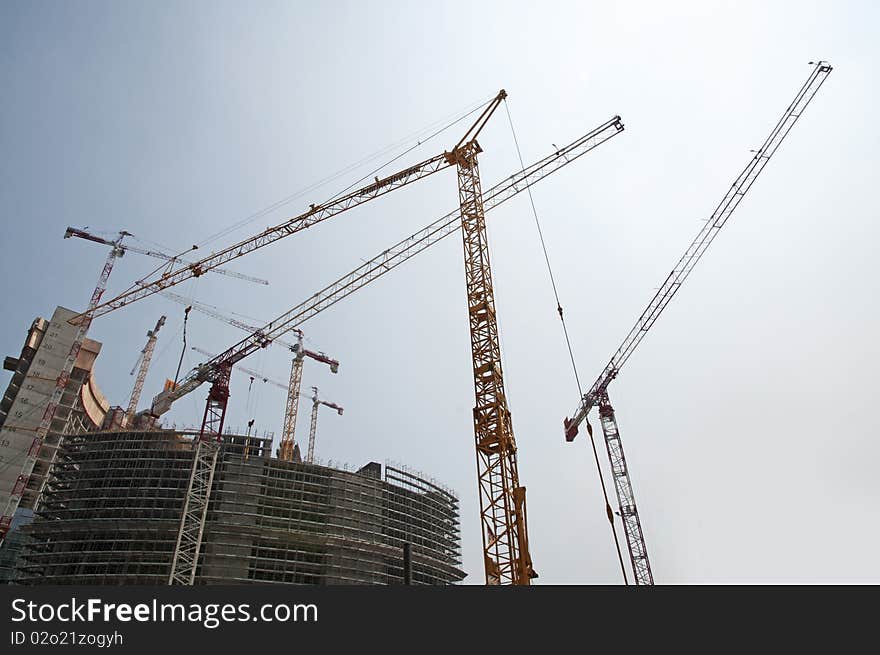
<box><xmin>157</xmin><ymin>289</ymin><xmax>298</xmax><ymax>351</ymax></box>
<box><xmin>75</xmin><ymin>150</ymin><xmax>456</xmax><ymax>322</ymax></box>
<box><xmin>562</xmin><ymin>62</ymin><xmax>832</xmax><ymax>586</ymax></box>
<box><xmin>148</xmin><ymin>116</ymin><xmax>624</xmax><ymax>417</ymax></box>
<box><xmin>194</xmin><ymin>336</ymin><xmax>338</xmax><ymax>463</ymax></box>
<box><xmin>64</xmin><ymin>227</ymin><xmax>269</xmax><ymax>286</ymax></box>
<box><xmin>565</xmin><ymin>62</ymin><xmax>833</xmax><ymax>439</ymax></box>
<box><xmin>191</xmin><ymin>346</ymin><xmax>287</xmax><ymax>390</ymax></box>
<box><xmin>125</xmin><ymin>316</ymin><xmax>166</xmax><ymax>422</ymax></box>
<box><xmin>190</xmin><ymin>325</ymin><xmax>338</xmax><ymax>462</ymax></box>
<box><xmin>165</xmin><ymin>94</ymin><xmax>505</xmax><ymax>590</ymax></box>
<box><xmin>161</xmin><ymin>107</ymin><xmax>622</xmax><ymax>587</ymax></box>
<box><xmin>73</xmin><ymin>93</ymin><xmax>617</xmax><ymax>326</ymax></box>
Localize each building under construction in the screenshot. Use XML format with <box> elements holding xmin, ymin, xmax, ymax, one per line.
<box><xmin>2</xmin><ymin>63</ymin><xmax>833</xmax><ymax>588</ymax></box>
<box><xmin>0</xmin><ymin>306</ymin><xmax>109</xmax><ymax>515</ymax></box>
<box><xmin>14</xmin><ymin>429</ymin><xmax>464</xmax><ymax>585</ymax></box>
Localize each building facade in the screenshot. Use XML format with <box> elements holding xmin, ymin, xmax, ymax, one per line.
<box><xmin>0</xmin><ymin>306</ymin><xmax>108</xmax><ymax>515</ymax></box>
<box><xmin>15</xmin><ymin>429</ymin><xmax>464</xmax><ymax>585</ymax></box>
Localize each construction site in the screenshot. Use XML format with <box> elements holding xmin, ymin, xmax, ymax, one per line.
<box><xmin>0</xmin><ymin>56</ymin><xmax>838</xmax><ymax>586</ymax></box>
<box><xmin>14</xmin><ymin>429</ymin><xmax>462</xmax><ymax>585</ymax></box>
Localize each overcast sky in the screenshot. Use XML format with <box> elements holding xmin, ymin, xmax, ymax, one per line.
<box><xmin>2</xmin><ymin>0</ymin><xmax>877</xmax><ymax>584</ymax></box>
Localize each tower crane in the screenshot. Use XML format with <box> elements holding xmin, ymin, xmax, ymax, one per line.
<box><xmin>64</xmin><ymin>227</ymin><xmax>269</xmax><ymax>286</ymax></box>
<box><xmin>156</xmin><ymin>291</ymin><xmax>340</xmax><ymax>461</ymax></box>
<box><xmin>72</xmin><ymin>97</ymin><xmax>507</xmax><ymax>323</ymax></box>
<box><xmin>196</xmin><ymin>373</ymin><xmax>343</xmax><ymax>463</ymax></box>
<box><xmin>125</xmin><ymin>316</ymin><xmax>166</xmax><ymax>424</ymax></box>
<box><xmin>562</xmin><ymin>62</ymin><xmax>832</xmax><ymax>585</ymax></box>
<box><xmin>157</xmin><ymin>289</ymin><xmax>299</xmax><ymax>352</ymax></box>
<box><xmin>161</xmin><ymin>110</ymin><xmax>624</xmax><ymax>585</ymax></box>
<box><xmin>305</xmin><ymin>386</ymin><xmax>344</xmax><ymax>464</ymax></box>
<box><xmin>173</xmin><ymin>299</ymin><xmax>340</xmax><ymax>463</ymax></box>
<box><xmin>446</xmin><ymin>91</ymin><xmax>535</xmax><ymax>584</ymax></box>
<box><xmin>279</xmin><ymin>332</ymin><xmax>339</xmax><ymax>463</ymax></box>
<box><xmin>0</xmin><ymin>232</ymin><xmax>128</xmax><ymax>542</ymax></box>
<box><xmin>194</xmin><ymin>345</ymin><xmax>322</xmax><ymax>460</ymax></box>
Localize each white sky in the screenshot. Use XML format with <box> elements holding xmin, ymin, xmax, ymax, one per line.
<box><xmin>1</xmin><ymin>0</ymin><xmax>878</xmax><ymax>583</ymax></box>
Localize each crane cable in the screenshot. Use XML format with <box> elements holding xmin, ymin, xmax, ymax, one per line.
<box><xmin>198</xmin><ymin>94</ymin><xmax>496</xmax><ymax>249</ymax></box>
<box><xmin>503</xmin><ymin>99</ymin><xmax>630</xmax><ymax>585</ymax></box>
<box><xmin>245</xmin><ymin>376</ymin><xmax>256</xmax><ymax>427</ymax></box>
<box><xmin>173</xmin><ymin>306</ymin><xmax>192</xmax><ymax>388</ymax></box>
<box><xmin>108</xmin><ymin>96</ymin><xmax>496</xmax><ymax>305</ymax></box>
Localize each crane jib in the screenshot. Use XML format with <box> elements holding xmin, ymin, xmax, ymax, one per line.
<box><xmin>360</xmin><ymin>158</ymin><xmax>447</xmax><ymax>196</ymax></box>
<box><xmin>72</xmin><ymin>152</ymin><xmax>450</xmax><ymax>322</ymax></box>
<box><xmin>563</xmin><ymin>61</ymin><xmax>833</xmax><ymax>441</ymax></box>
<box><xmin>149</xmin><ymin>116</ymin><xmax>625</xmax><ymax>417</ymax></box>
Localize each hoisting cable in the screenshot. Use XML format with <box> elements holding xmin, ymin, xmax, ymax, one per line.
<box><xmin>173</xmin><ymin>306</ymin><xmax>192</xmax><ymax>388</ymax></box>
<box><xmin>198</xmin><ymin>94</ymin><xmax>495</xmax><ymax>249</ymax></box>
<box><xmin>504</xmin><ymin>99</ymin><xmax>630</xmax><ymax>585</ymax></box>
<box><xmin>322</xmin><ymin>96</ymin><xmax>494</xmax><ymax>205</ymax></box>
<box><xmin>245</xmin><ymin>376</ymin><xmax>255</xmax><ymax>417</ymax></box>
<box><xmin>108</xmin><ymin>96</ymin><xmax>497</xmax><ymax>305</ymax></box>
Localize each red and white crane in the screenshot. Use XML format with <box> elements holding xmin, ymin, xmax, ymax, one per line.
<box><xmin>191</xmin><ymin>346</ymin><xmax>287</xmax><ymax>391</ymax></box>
<box><xmin>191</xmin><ymin>344</ymin><xmax>338</xmax><ymax>462</ymax></box>
<box><xmin>0</xmin><ymin>232</ymin><xmax>128</xmax><ymax>541</ymax></box>
<box><xmin>147</xmin><ymin>113</ymin><xmax>623</xmax><ymax>435</ymax></box>
<box><xmin>562</xmin><ymin>61</ymin><xmax>833</xmax><ymax>585</ymax></box>
<box><xmin>154</xmin><ymin>111</ymin><xmax>623</xmax><ymax>585</ymax></box>
<box><xmin>179</xmin><ymin>305</ymin><xmax>340</xmax><ymax>462</ymax></box>
<box><xmin>64</xmin><ymin>227</ymin><xmax>269</xmax><ymax>287</ymax></box>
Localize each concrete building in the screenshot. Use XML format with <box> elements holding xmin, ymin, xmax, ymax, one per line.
<box><xmin>0</xmin><ymin>306</ymin><xmax>109</xmax><ymax>514</ymax></box>
<box><xmin>0</xmin><ymin>306</ymin><xmax>110</xmax><ymax>583</ymax></box>
<box><xmin>15</xmin><ymin>429</ymin><xmax>465</xmax><ymax>585</ymax></box>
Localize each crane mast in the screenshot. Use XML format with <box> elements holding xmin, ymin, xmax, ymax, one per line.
<box><xmin>165</xmin><ymin>110</ymin><xmax>457</xmax><ymax>586</ymax></box>
<box><xmin>563</xmin><ymin>61</ymin><xmax>833</xmax><ymax>585</ymax></box>
<box><xmin>149</xmin><ymin>115</ymin><xmax>624</xmax><ymax>423</ymax></box>
<box><xmin>279</xmin><ymin>333</ymin><xmax>340</xmax><ymax>462</ymax></box>
<box><xmin>305</xmin><ymin>386</ymin><xmax>344</xmax><ymax>464</ymax></box>
<box><xmin>0</xmin><ymin>233</ymin><xmax>127</xmax><ymax>541</ymax></box>
<box><xmin>279</xmin><ymin>352</ymin><xmax>304</xmax><ymax>461</ymax></box>
<box><xmin>126</xmin><ymin>316</ymin><xmax>166</xmax><ymax>424</ymax></box>
<box><xmin>157</xmin><ymin>110</ymin><xmax>623</xmax><ymax>585</ymax></box>
<box><xmin>448</xmin><ymin>92</ymin><xmax>535</xmax><ymax>584</ymax></box>
<box><xmin>596</xmin><ymin>392</ymin><xmax>652</xmax><ymax>584</ymax></box>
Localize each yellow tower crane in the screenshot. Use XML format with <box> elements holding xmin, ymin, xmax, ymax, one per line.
<box><xmin>82</xmin><ymin>94</ymin><xmax>624</xmax><ymax>585</ymax></box>
<box><xmin>443</xmin><ymin>92</ymin><xmax>536</xmax><ymax>584</ymax></box>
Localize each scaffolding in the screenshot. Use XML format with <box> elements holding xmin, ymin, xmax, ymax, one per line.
<box><xmin>15</xmin><ymin>429</ymin><xmax>464</xmax><ymax>585</ymax></box>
